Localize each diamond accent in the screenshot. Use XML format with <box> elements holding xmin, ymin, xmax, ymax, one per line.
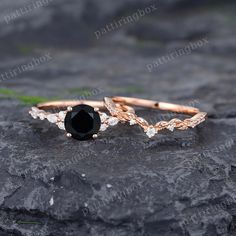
<box><xmin>58</xmin><ymin>122</ymin><xmax>65</xmax><ymax>130</ymax></box>
<box><xmin>58</xmin><ymin>111</ymin><xmax>66</xmax><ymax>121</ymax></box>
<box><xmin>108</xmin><ymin>117</ymin><xmax>119</xmax><ymax>126</ymax></box>
<box><xmin>47</xmin><ymin>114</ymin><xmax>58</xmax><ymax>123</ymax></box>
<box><xmin>167</xmin><ymin>124</ymin><xmax>175</xmax><ymax>132</ymax></box>
<box><xmin>100</xmin><ymin>124</ymin><xmax>108</xmax><ymax>132</ymax></box>
<box><xmin>29</xmin><ymin>107</ymin><xmax>39</xmax><ymax>119</ymax></box>
<box><xmin>129</xmin><ymin>119</ymin><xmax>136</xmax><ymax>125</ymax></box>
<box><xmin>29</xmin><ymin>111</ymin><xmax>37</xmax><ymax>119</ymax></box>
<box><xmin>39</xmin><ymin>113</ymin><xmax>45</xmax><ymax>120</ymax></box>
<box><xmin>32</xmin><ymin>107</ymin><xmax>39</xmax><ymax>112</ymax></box>
<box><xmin>146</xmin><ymin>127</ymin><xmax>157</xmax><ymax>138</ymax></box>
<box><xmin>100</xmin><ymin>113</ymin><xmax>109</xmax><ymax>122</ymax></box>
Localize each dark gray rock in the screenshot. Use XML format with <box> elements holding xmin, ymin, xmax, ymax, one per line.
<box><xmin>0</xmin><ymin>0</ymin><xmax>234</xmax><ymax>48</ymax></box>
<box><xmin>0</xmin><ymin>1</ymin><xmax>236</xmax><ymax>236</ymax></box>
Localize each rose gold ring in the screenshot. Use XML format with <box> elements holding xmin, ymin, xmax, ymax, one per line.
<box><xmin>29</xmin><ymin>100</ymin><xmax>135</xmax><ymax>140</ymax></box>
<box><xmin>103</xmin><ymin>97</ymin><xmax>207</xmax><ymax>138</ymax></box>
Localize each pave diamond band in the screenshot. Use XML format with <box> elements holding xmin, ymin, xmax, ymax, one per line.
<box><xmin>29</xmin><ymin>107</ymin><xmax>66</xmax><ymax>130</ymax></box>
<box><xmin>104</xmin><ymin>97</ymin><xmax>207</xmax><ymax>138</ymax></box>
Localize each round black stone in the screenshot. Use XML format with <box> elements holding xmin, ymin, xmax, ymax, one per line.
<box><xmin>64</xmin><ymin>105</ymin><xmax>101</xmax><ymax>140</ymax></box>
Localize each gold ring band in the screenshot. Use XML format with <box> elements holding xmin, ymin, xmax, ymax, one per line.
<box><xmin>29</xmin><ymin>99</ymin><xmax>134</xmax><ymax>140</ymax></box>
<box><xmin>29</xmin><ymin>97</ymin><xmax>207</xmax><ymax>140</ymax></box>
<box><xmin>104</xmin><ymin>97</ymin><xmax>207</xmax><ymax>138</ymax></box>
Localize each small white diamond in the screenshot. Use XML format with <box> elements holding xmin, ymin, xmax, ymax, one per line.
<box><xmin>129</xmin><ymin>119</ymin><xmax>136</xmax><ymax>125</ymax></box>
<box><xmin>58</xmin><ymin>122</ymin><xmax>65</xmax><ymax>130</ymax></box>
<box><xmin>167</xmin><ymin>124</ymin><xmax>175</xmax><ymax>132</ymax></box>
<box><xmin>146</xmin><ymin>127</ymin><xmax>157</xmax><ymax>138</ymax></box>
<box><xmin>47</xmin><ymin>114</ymin><xmax>58</xmax><ymax>123</ymax></box>
<box><xmin>100</xmin><ymin>124</ymin><xmax>108</xmax><ymax>131</ymax></box>
<box><xmin>32</xmin><ymin>107</ymin><xmax>39</xmax><ymax>112</ymax></box>
<box><xmin>100</xmin><ymin>113</ymin><xmax>109</xmax><ymax>122</ymax></box>
<box><xmin>58</xmin><ymin>111</ymin><xmax>66</xmax><ymax>121</ymax></box>
<box><xmin>29</xmin><ymin>111</ymin><xmax>37</xmax><ymax>119</ymax></box>
<box><xmin>39</xmin><ymin>113</ymin><xmax>45</xmax><ymax>120</ymax></box>
<box><xmin>108</xmin><ymin>117</ymin><xmax>119</xmax><ymax>126</ymax></box>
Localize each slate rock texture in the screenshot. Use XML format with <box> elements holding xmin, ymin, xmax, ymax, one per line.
<box><xmin>0</xmin><ymin>0</ymin><xmax>236</xmax><ymax>236</ymax></box>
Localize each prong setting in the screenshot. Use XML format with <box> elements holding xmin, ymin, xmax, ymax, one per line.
<box><xmin>67</xmin><ymin>106</ymin><xmax>73</xmax><ymax>111</ymax></box>
<box><xmin>66</xmin><ymin>133</ymin><xmax>72</xmax><ymax>138</ymax></box>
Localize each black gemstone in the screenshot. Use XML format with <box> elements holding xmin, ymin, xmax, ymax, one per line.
<box><xmin>64</xmin><ymin>105</ymin><xmax>101</xmax><ymax>140</ymax></box>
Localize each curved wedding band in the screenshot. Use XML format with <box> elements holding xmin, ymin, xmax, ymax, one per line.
<box><xmin>104</xmin><ymin>96</ymin><xmax>207</xmax><ymax>138</ymax></box>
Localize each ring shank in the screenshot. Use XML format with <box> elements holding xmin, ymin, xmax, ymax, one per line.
<box><xmin>37</xmin><ymin>100</ymin><xmax>135</xmax><ymax>113</ymax></box>
<box><xmin>112</xmin><ymin>96</ymin><xmax>200</xmax><ymax>115</ymax></box>
<box><xmin>37</xmin><ymin>100</ymin><xmax>105</xmax><ymax>110</ymax></box>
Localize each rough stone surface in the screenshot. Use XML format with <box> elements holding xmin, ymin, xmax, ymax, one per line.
<box><xmin>0</xmin><ymin>0</ymin><xmax>236</xmax><ymax>236</ymax></box>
